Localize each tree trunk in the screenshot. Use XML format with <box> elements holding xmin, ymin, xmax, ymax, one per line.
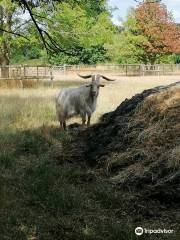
<box><xmin>0</xmin><ymin>55</ymin><xmax>9</xmax><ymax>78</ymax></box>
<box><xmin>0</xmin><ymin>5</ymin><xmax>11</xmax><ymax>78</ymax></box>
<box><xmin>0</xmin><ymin>38</ymin><xmax>10</xmax><ymax>78</ymax></box>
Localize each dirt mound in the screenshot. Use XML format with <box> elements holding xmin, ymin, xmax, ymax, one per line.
<box><xmin>62</xmin><ymin>82</ymin><xmax>180</xmax><ymax>229</ymax></box>
<box><xmin>68</xmin><ymin>81</ymin><xmax>180</xmax><ymax>216</ymax></box>
<box><xmin>83</xmin><ymin>81</ymin><xmax>180</xmax><ymax>167</ymax></box>
<box><xmin>84</xmin><ymin>82</ymin><xmax>180</xmax><ymax>191</ymax></box>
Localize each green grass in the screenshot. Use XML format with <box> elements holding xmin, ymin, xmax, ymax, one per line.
<box><xmin>0</xmin><ymin>130</ymin><xmax>139</xmax><ymax>240</ymax></box>
<box><xmin>0</xmin><ymin>89</ymin><xmax>142</xmax><ymax>240</ymax></box>
<box><xmin>0</xmin><ymin>87</ymin><xmax>178</xmax><ymax>240</ymax></box>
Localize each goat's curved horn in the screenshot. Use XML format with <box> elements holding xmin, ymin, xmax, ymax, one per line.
<box><xmin>101</xmin><ymin>75</ymin><xmax>115</xmax><ymax>81</ymax></box>
<box><xmin>77</xmin><ymin>74</ymin><xmax>92</xmax><ymax>79</ymax></box>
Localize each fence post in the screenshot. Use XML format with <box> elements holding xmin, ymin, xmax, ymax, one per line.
<box><xmin>23</xmin><ymin>65</ymin><xmax>27</xmax><ymax>88</ymax></box>
<box><xmin>163</xmin><ymin>64</ymin><xmax>165</xmax><ymax>75</ymax></box>
<box><xmin>143</xmin><ymin>65</ymin><xmax>145</xmax><ymax>76</ymax></box>
<box><xmin>125</xmin><ymin>65</ymin><xmax>128</xmax><ymax>76</ymax></box>
<box><xmin>23</xmin><ymin>65</ymin><xmax>26</xmax><ymax>78</ymax></box>
<box><xmin>63</xmin><ymin>64</ymin><xmax>66</xmax><ymax>75</ymax></box>
<box><xmin>37</xmin><ymin>65</ymin><xmax>39</xmax><ymax>77</ymax></box>
<box><xmin>19</xmin><ymin>65</ymin><xmax>23</xmax><ymax>88</ymax></box>
<box><xmin>139</xmin><ymin>64</ymin><xmax>141</xmax><ymax>76</ymax></box>
<box><xmin>50</xmin><ymin>65</ymin><xmax>53</xmax><ymax>87</ymax></box>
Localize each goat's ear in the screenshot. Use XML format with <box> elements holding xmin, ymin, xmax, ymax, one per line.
<box><xmin>99</xmin><ymin>84</ymin><xmax>105</xmax><ymax>87</ymax></box>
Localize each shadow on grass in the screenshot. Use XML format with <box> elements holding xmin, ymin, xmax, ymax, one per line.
<box><xmin>0</xmin><ymin>126</ymin><xmax>177</xmax><ymax>240</ymax></box>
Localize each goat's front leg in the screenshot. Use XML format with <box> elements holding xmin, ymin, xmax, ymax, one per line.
<box><xmin>87</xmin><ymin>115</ymin><xmax>91</xmax><ymax>127</ymax></box>
<box><xmin>85</xmin><ymin>106</ymin><xmax>92</xmax><ymax>127</ymax></box>
<box><xmin>82</xmin><ymin>118</ymin><xmax>86</xmax><ymax>126</ymax></box>
<box><xmin>81</xmin><ymin>112</ymin><xmax>86</xmax><ymax>127</ymax></box>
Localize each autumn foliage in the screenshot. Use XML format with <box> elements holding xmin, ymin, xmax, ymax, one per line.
<box><xmin>136</xmin><ymin>2</ymin><xmax>180</xmax><ymax>64</ymax></box>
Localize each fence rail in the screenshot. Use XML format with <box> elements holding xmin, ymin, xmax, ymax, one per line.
<box><xmin>0</xmin><ymin>65</ymin><xmax>53</xmax><ymax>79</ymax></box>
<box><xmin>56</xmin><ymin>64</ymin><xmax>180</xmax><ymax>76</ymax></box>
<box><xmin>0</xmin><ymin>64</ymin><xmax>180</xmax><ymax>83</ymax></box>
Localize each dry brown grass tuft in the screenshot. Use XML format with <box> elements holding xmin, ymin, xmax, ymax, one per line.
<box><xmin>79</xmin><ymin>82</ymin><xmax>180</xmax><ymax>189</ymax></box>
<box><xmin>0</xmin><ymin>79</ymin><xmax>23</xmax><ymax>88</ymax></box>
<box><xmin>138</xmin><ymin>87</ymin><xmax>180</xmax><ymax>120</ymax></box>
<box><xmin>168</xmin><ymin>145</ymin><xmax>180</xmax><ymax>169</ymax></box>
<box><xmin>107</xmin><ymin>88</ymin><xmax>180</xmax><ymax>180</ymax></box>
<box><xmin>0</xmin><ymin>79</ymin><xmax>42</xmax><ymax>88</ymax></box>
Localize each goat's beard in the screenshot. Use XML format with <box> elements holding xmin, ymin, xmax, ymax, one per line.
<box><xmin>91</xmin><ymin>92</ymin><xmax>98</xmax><ymax>98</ymax></box>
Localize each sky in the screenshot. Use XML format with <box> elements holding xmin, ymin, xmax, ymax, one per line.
<box><xmin>108</xmin><ymin>0</ymin><xmax>180</xmax><ymax>25</ymax></box>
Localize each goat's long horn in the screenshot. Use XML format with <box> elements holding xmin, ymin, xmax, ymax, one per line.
<box><xmin>101</xmin><ymin>75</ymin><xmax>115</xmax><ymax>81</ymax></box>
<box><xmin>77</xmin><ymin>74</ymin><xmax>92</xmax><ymax>79</ymax></box>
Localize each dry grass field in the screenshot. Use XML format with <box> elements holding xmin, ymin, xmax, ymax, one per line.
<box><xmin>0</xmin><ymin>75</ymin><xmax>179</xmax><ymax>240</ymax></box>
<box><xmin>0</xmin><ymin>75</ymin><xmax>179</xmax><ymax>128</ymax></box>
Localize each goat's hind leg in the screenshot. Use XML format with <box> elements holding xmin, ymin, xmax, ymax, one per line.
<box><xmin>86</xmin><ymin>107</ymin><xmax>92</xmax><ymax>127</ymax></box>
<box><xmin>81</xmin><ymin>112</ymin><xmax>86</xmax><ymax>128</ymax></box>
<box><xmin>59</xmin><ymin>120</ymin><xmax>66</xmax><ymax>131</ymax></box>
<box><xmin>58</xmin><ymin>114</ymin><xmax>66</xmax><ymax>130</ymax></box>
<box><xmin>63</xmin><ymin>121</ymin><xmax>67</xmax><ymax>130</ymax></box>
<box><xmin>59</xmin><ymin>121</ymin><xmax>63</xmax><ymax>128</ymax></box>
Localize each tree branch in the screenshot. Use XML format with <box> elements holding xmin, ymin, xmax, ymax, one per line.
<box><xmin>14</xmin><ymin>19</ymin><xmax>32</xmax><ymax>32</ymax></box>
<box><xmin>0</xmin><ymin>27</ymin><xmax>29</xmax><ymax>40</ymax></box>
<box><xmin>32</xmin><ymin>12</ymin><xmax>54</xmax><ymax>23</ymax></box>
<box><xmin>19</xmin><ymin>0</ymin><xmax>49</xmax><ymax>51</ymax></box>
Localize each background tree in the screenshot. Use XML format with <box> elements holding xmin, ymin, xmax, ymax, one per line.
<box><xmin>45</xmin><ymin>2</ymin><xmax>114</xmax><ymax>64</ymax></box>
<box><xmin>0</xmin><ymin>0</ymin><xmax>165</xmax><ymax>60</ymax></box>
<box><xmin>0</xmin><ymin>0</ymin><xmax>114</xmax><ymax>66</ymax></box>
<box><xmin>1</xmin><ymin>0</ymin><xmax>180</xmax><ymax>65</ymax></box>
<box><xmin>107</xmin><ymin>2</ymin><xmax>180</xmax><ymax>64</ymax></box>
<box><xmin>10</xmin><ymin>22</ymin><xmax>42</xmax><ymax>64</ymax></box>
<box><xmin>136</xmin><ymin>1</ymin><xmax>180</xmax><ymax>64</ymax></box>
<box><xmin>8</xmin><ymin>0</ymin><xmax>115</xmax><ymax>65</ymax></box>
<box><xmin>0</xmin><ymin>0</ymin><xmax>31</xmax><ymax>75</ymax></box>
<box><xmin>0</xmin><ymin>0</ymin><xmax>15</xmax><ymax>76</ymax></box>
<box><xmin>106</xmin><ymin>8</ymin><xmax>148</xmax><ymax>64</ymax></box>
<box><xmin>11</xmin><ymin>0</ymin><xmax>113</xmax><ymax>57</ymax></box>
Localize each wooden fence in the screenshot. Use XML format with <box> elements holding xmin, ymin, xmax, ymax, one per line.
<box><xmin>55</xmin><ymin>64</ymin><xmax>180</xmax><ymax>76</ymax></box>
<box><xmin>0</xmin><ymin>65</ymin><xmax>53</xmax><ymax>85</ymax></box>
<box><xmin>0</xmin><ymin>64</ymin><xmax>180</xmax><ymax>84</ymax></box>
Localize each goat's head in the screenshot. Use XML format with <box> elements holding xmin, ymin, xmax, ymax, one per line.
<box><xmin>78</xmin><ymin>74</ymin><xmax>115</xmax><ymax>97</ymax></box>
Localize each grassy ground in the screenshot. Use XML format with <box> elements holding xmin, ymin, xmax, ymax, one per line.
<box><xmin>0</xmin><ymin>75</ymin><xmax>179</xmax><ymax>124</ymax></box>
<box><xmin>0</xmin><ymin>77</ymin><xmax>179</xmax><ymax>239</ymax></box>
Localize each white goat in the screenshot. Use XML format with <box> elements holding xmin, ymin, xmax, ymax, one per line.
<box><xmin>56</xmin><ymin>74</ymin><xmax>115</xmax><ymax>130</ymax></box>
